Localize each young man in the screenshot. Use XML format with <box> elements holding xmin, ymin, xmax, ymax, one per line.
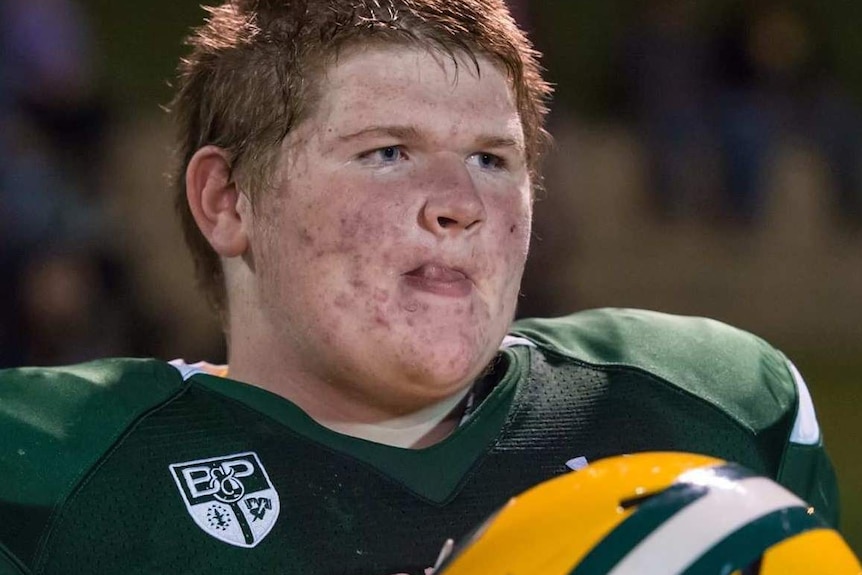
<box><xmin>0</xmin><ymin>1</ymin><xmax>838</xmax><ymax>574</ymax></box>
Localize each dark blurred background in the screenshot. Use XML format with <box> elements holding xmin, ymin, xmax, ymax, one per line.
<box><xmin>1</xmin><ymin>0</ymin><xmax>859</xmax><ymax>553</ymax></box>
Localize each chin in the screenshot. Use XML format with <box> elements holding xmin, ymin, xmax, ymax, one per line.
<box><xmin>401</xmin><ymin>342</ymin><xmax>494</xmax><ymax>395</ymax></box>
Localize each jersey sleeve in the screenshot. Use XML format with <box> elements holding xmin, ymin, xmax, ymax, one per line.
<box><xmin>774</xmin><ymin>361</ymin><xmax>840</xmax><ymax>526</ymax></box>
<box><xmin>510</xmin><ymin>307</ymin><xmax>841</xmax><ymax>526</ymax></box>
<box><xmin>0</xmin><ymin>359</ymin><xmax>184</xmax><ymax>572</ymax></box>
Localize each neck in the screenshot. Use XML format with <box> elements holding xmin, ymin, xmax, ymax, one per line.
<box><xmin>323</xmin><ymin>385</ymin><xmax>473</xmax><ymax>448</ymax></box>
<box><xmin>223</xmin><ymin>297</ymin><xmax>479</xmax><ymax>449</ymax></box>
<box><xmin>229</xmin><ymin>364</ymin><xmax>473</xmax><ymax>448</ymax></box>
<box><xmin>226</xmin><ymin>348</ymin><xmax>475</xmax><ymax>449</ymax></box>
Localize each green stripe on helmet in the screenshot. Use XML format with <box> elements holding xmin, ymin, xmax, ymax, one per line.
<box><xmin>568</xmin><ymin>484</ymin><xmax>708</xmax><ymax>575</ymax></box>
<box><xmin>679</xmin><ymin>506</ymin><xmax>826</xmax><ymax>575</ymax></box>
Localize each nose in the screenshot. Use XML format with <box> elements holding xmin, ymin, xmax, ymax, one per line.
<box><xmin>419</xmin><ymin>155</ymin><xmax>486</xmax><ymax>236</ymax></box>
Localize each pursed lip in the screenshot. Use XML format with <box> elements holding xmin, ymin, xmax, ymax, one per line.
<box><xmin>402</xmin><ymin>262</ymin><xmax>473</xmax><ymax>297</ymax></box>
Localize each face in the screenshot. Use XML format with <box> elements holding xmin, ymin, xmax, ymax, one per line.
<box><xmin>249</xmin><ymin>46</ymin><xmax>532</xmax><ymax>411</ymax></box>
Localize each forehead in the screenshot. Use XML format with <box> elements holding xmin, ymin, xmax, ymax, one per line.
<box><xmin>306</xmin><ymin>45</ymin><xmax>523</xmax><ymax>142</ymax></box>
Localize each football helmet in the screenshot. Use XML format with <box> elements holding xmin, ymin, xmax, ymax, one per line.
<box><xmin>437</xmin><ymin>452</ymin><xmax>860</xmax><ymax>575</ymax></box>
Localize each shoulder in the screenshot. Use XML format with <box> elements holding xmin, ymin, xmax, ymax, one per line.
<box><xmin>0</xmin><ymin>358</ymin><xmax>187</xmax><ymax>508</ymax></box>
<box><xmin>511</xmin><ymin>308</ymin><xmax>803</xmax><ymax>437</ymax></box>
<box><xmin>0</xmin><ymin>358</ymin><xmax>187</xmax><ymax>428</ymax></box>
<box><xmin>511</xmin><ymin>307</ymin><xmax>784</xmax><ymax>370</ymax></box>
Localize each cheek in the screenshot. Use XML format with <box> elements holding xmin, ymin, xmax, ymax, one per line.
<box><xmin>490</xmin><ymin>199</ymin><xmax>532</xmax><ymax>279</ymax></box>
<box><xmin>507</xmin><ymin>215</ymin><xmax>532</xmax><ymax>256</ymax></box>
<box><xmin>299</xmin><ymin>191</ymin><xmax>408</xmax><ymax>257</ymax></box>
<box><xmin>295</xmin><ymin>195</ymin><xmax>409</xmax><ymax>318</ymax></box>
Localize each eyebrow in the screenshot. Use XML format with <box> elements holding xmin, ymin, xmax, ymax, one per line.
<box><xmin>337</xmin><ymin>125</ymin><xmax>525</xmax><ymax>153</ymax></box>
<box><xmin>337</xmin><ymin>125</ymin><xmax>422</xmax><ymax>143</ymax></box>
<box><xmin>475</xmin><ymin>135</ymin><xmax>525</xmax><ymax>154</ymax></box>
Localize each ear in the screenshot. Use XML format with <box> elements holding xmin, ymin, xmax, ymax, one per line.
<box><xmin>185</xmin><ymin>145</ymin><xmax>249</xmax><ymax>258</ymax></box>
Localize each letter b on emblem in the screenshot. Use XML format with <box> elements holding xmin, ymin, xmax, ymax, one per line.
<box><xmin>169</xmin><ymin>452</ymin><xmax>280</xmax><ymax>548</ymax></box>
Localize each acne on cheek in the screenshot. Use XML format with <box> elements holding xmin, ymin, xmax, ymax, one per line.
<box><xmin>333</xmin><ymin>281</ymin><xmax>388</xmax><ymax>306</ymax></box>
<box><xmin>292</xmin><ymin>223</ymin><xmax>331</xmax><ymax>260</ymax></box>
<box><xmin>372</xmin><ymin>289</ymin><xmax>389</xmax><ymax>303</ymax></box>
<box><xmin>401</xmin><ymin>300</ymin><xmax>430</xmax><ymax>314</ymax></box>
<box><xmin>502</xmin><ymin>214</ymin><xmax>532</xmax><ymax>258</ymax></box>
<box><xmin>445</xmin><ymin>302</ymin><xmax>472</xmax><ymax>318</ymax></box>
<box><xmin>366</xmin><ymin>289</ymin><xmax>392</xmax><ymax>328</ymax></box>
<box><xmin>300</xmin><ymin>207</ymin><xmax>397</xmax><ymax>275</ymax></box>
<box><xmin>338</xmin><ymin>215</ymin><xmax>362</xmax><ymax>243</ymax></box>
<box><xmin>349</xmin><ymin>277</ymin><xmax>369</xmax><ymax>291</ymax></box>
<box><xmin>328</xmin><ymin>208</ymin><xmax>407</xmax><ymax>260</ymax></box>
<box><xmin>488</xmin><ymin>230</ymin><xmax>528</xmax><ymax>270</ymax></box>
<box><xmin>320</xmin><ymin>331</ymin><xmax>336</xmax><ymax>346</ymax></box>
<box><xmin>315</xmin><ymin>307</ymin><xmax>345</xmax><ymax>348</ymax></box>
<box><xmin>333</xmin><ymin>276</ymin><xmax>393</xmax><ymax>329</ymax></box>
<box><xmin>298</xmin><ymin>226</ymin><xmax>315</xmax><ymax>245</ymax></box>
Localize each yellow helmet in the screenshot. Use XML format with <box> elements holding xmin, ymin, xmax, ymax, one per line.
<box><xmin>437</xmin><ymin>452</ymin><xmax>861</xmax><ymax>575</ymax></box>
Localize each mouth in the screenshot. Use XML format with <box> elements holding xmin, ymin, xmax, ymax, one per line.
<box><xmin>402</xmin><ymin>263</ymin><xmax>473</xmax><ymax>298</ymax></box>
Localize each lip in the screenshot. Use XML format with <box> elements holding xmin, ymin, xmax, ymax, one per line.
<box><xmin>402</xmin><ymin>263</ymin><xmax>473</xmax><ymax>298</ymax></box>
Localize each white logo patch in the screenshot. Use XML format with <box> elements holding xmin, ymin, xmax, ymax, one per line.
<box><xmin>169</xmin><ymin>452</ymin><xmax>280</xmax><ymax>548</ymax></box>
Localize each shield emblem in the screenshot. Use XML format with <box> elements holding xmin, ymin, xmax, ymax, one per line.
<box><xmin>169</xmin><ymin>452</ymin><xmax>280</xmax><ymax>548</ymax></box>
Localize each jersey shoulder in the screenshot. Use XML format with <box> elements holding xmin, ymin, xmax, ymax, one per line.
<box><xmin>0</xmin><ymin>358</ymin><xmax>185</xmax><ymax>513</ymax></box>
<box><xmin>511</xmin><ymin>308</ymin><xmax>798</xmax><ymax>435</ymax></box>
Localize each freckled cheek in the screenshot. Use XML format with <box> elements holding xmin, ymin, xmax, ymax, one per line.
<box><xmin>323</xmin><ymin>266</ymin><xmax>397</xmax><ymax>332</ymax></box>
<box><xmin>491</xmin><ymin>213</ymin><xmax>531</xmax><ymax>276</ymax></box>
<box><xmin>300</xmin><ymin>200</ymin><xmax>407</xmax><ymax>261</ymax></box>
<box><xmin>295</xmin><ymin>213</ymin><xmax>404</xmax><ymax>317</ymax></box>
<box><xmin>508</xmin><ymin>219</ymin><xmax>531</xmax><ymax>256</ymax></box>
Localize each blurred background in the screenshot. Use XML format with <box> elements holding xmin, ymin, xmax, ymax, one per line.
<box><xmin>1</xmin><ymin>0</ymin><xmax>859</xmax><ymax>553</ymax></box>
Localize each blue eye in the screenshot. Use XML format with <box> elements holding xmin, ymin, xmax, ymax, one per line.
<box><xmin>380</xmin><ymin>146</ymin><xmax>400</xmax><ymax>161</ymax></box>
<box><xmin>361</xmin><ymin>146</ymin><xmax>405</xmax><ymax>164</ymax></box>
<box><xmin>356</xmin><ymin>145</ymin><xmax>408</xmax><ymax>167</ymax></box>
<box><xmin>470</xmin><ymin>152</ymin><xmax>506</xmax><ymax>170</ymax></box>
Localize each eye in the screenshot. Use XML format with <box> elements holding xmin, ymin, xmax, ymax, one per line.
<box><xmin>468</xmin><ymin>152</ymin><xmax>507</xmax><ymax>171</ymax></box>
<box><xmin>378</xmin><ymin>146</ymin><xmax>402</xmax><ymax>162</ymax></box>
<box><xmin>359</xmin><ymin>145</ymin><xmax>407</xmax><ymax>165</ymax></box>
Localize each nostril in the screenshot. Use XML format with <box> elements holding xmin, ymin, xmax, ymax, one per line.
<box><xmin>437</xmin><ymin>216</ymin><xmax>458</xmax><ymax>228</ymax></box>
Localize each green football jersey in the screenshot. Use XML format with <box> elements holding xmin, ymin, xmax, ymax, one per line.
<box><xmin>0</xmin><ymin>309</ymin><xmax>838</xmax><ymax>574</ymax></box>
